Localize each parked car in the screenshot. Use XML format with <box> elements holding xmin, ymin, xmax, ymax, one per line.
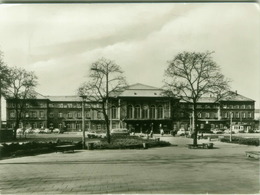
<box><xmin>212</xmin><ymin>129</ymin><xmax>223</xmax><ymax>134</ymax></box>
<box><xmin>111</xmin><ymin>128</ymin><xmax>130</xmax><ymax>136</ymax></box>
<box><xmin>25</xmin><ymin>128</ymin><xmax>33</xmax><ymax>134</ymax></box>
<box><xmin>33</xmin><ymin>128</ymin><xmax>41</xmax><ymax>134</ymax></box>
<box><xmin>177</xmin><ymin>129</ymin><xmax>188</xmax><ymax>136</ymax></box>
<box><xmin>53</xmin><ymin>128</ymin><xmax>60</xmax><ymax>134</ymax></box>
<box><xmin>43</xmin><ymin>128</ymin><xmax>52</xmax><ymax>134</ymax></box>
<box><xmin>224</xmin><ymin>129</ymin><xmax>234</xmax><ymax>134</ymax></box>
<box><xmin>16</xmin><ymin>128</ymin><xmax>23</xmax><ymax>135</ymax></box>
<box><xmin>254</xmin><ymin>129</ymin><xmax>260</xmax><ymax>133</ymax></box>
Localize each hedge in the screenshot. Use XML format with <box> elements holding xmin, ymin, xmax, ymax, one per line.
<box><xmin>220</xmin><ymin>137</ymin><xmax>259</xmax><ymax>146</ymax></box>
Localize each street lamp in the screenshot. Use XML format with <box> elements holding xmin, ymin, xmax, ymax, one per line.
<box><xmin>230</xmin><ymin>112</ymin><xmax>233</xmax><ymax>142</ymax></box>
<box><xmin>80</xmin><ymin>95</ymin><xmax>87</xmax><ymax>149</ymax></box>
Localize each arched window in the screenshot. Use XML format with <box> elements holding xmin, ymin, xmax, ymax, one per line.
<box><xmin>157</xmin><ymin>105</ymin><xmax>163</xmax><ymax>119</ymax></box>
<box><xmin>142</xmin><ymin>105</ymin><xmax>149</xmax><ymax>119</ymax></box>
<box><xmin>127</xmin><ymin>105</ymin><xmax>133</xmax><ymax>119</ymax></box>
<box><xmin>134</xmin><ymin>105</ymin><xmax>141</xmax><ymax>119</ymax></box>
<box><xmin>111</xmin><ymin>106</ymin><xmax>117</xmax><ymax>119</ymax></box>
<box><xmin>150</xmin><ymin>105</ymin><xmax>156</xmax><ymax>119</ymax></box>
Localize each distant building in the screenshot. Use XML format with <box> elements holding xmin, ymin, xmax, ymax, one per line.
<box><xmin>5</xmin><ymin>83</ymin><xmax>256</xmax><ymax>133</ymax></box>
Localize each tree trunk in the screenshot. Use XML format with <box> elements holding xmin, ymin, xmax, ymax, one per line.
<box><xmin>0</xmin><ymin>94</ymin><xmax>2</xmax><ymax>130</ymax></box>
<box><xmin>102</xmin><ymin>101</ymin><xmax>110</xmax><ymax>143</ymax></box>
<box><xmin>193</xmin><ymin>103</ymin><xmax>198</xmax><ymax>145</ymax></box>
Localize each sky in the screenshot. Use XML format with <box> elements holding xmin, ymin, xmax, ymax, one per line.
<box><xmin>0</xmin><ymin>3</ymin><xmax>260</xmax><ymax>120</ymax></box>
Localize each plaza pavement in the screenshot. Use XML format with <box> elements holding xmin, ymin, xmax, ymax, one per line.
<box><xmin>0</xmin><ymin>136</ymin><xmax>259</xmax><ymax>194</ymax></box>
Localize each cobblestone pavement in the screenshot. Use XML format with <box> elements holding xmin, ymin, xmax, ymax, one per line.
<box><xmin>0</xmin><ymin>136</ymin><xmax>259</xmax><ymax>194</ymax></box>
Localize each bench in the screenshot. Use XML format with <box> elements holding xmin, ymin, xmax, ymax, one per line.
<box><xmin>188</xmin><ymin>143</ymin><xmax>214</xmax><ymax>149</ymax></box>
<box><xmin>55</xmin><ymin>144</ymin><xmax>75</xmax><ymax>153</ymax></box>
<box><xmin>245</xmin><ymin>151</ymin><xmax>260</xmax><ymax>159</ymax></box>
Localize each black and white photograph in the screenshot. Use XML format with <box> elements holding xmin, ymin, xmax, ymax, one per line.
<box><xmin>0</xmin><ymin>2</ymin><xmax>259</xmax><ymax>194</ymax></box>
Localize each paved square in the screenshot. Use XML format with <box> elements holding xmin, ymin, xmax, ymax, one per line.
<box><xmin>0</xmin><ymin>137</ymin><xmax>259</xmax><ymax>194</ymax></box>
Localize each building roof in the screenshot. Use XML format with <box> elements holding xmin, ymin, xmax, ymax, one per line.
<box><xmin>220</xmin><ymin>91</ymin><xmax>255</xmax><ymax>102</ymax></box>
<box><xmin>118</xmin><ymin>83</ymin><xmax>165</xmax><ymax>97</ymax></box>
<box><xmin>45</xmin><ymin>96</ymin><xmax>82</xmax><ymax>102</ymax></box>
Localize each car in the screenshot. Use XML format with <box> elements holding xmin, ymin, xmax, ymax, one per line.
<box><xmin>43</xmin><ymin>128</ymin><xmax>52</xmax><ymax>134</ymax></box>
<box><xmin>212</xmin><ymin>129</ymin><xmax>223</xmax><ymax>134</ymax></box>
<box><xmin>111</xmin><ymin>128</ymin><xmax>130</xmax><ymax>136</ymax></box>
<box><xmin>254</xmin><ymin>129</ymin><xmax>260</xmax><ymax>133</ymax></box>
<box><xmin>16</xmin><ymin>128</ymin><xmax>23</xmax><ymax>135</ymax></box>
<box><xmin>25</xmin><ymin>128</ymin><xmax>33</xmax><ymax>134</ymax></box>
<box><xmin>33</xmin><ymin>129</ymin><xmax>41</xmax><ymax>134</ymax></box>
<box><xmin>53</xmin><ymin>128</ymin><xmax>60</xmax><ymax>134</ymax></box>
<box><xmin>224</xmin><ymin>129</ymin><xmax>234</xmax><ymax>134</ymax></box>
<box><xmin>177</xmin><ymin>129</ymin><xmax>188</xmax><ymax>136</ymax></box>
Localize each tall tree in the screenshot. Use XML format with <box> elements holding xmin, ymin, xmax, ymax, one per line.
<box><xmin>5</xmin><ymin>67</ymin><xmax>38</xmax><ymax>139</ymax></box>
<box><xmin>164</xmin><ymin>51</ymin><xmax>230</xmax><ymax>145</ymax></box>
<box><xmin>0</xmin><ymin>51</ymin><xmax>11</xmax><ymax>129</ymax></box>
<box><xmin>78</xmin><ymin>58</ymin><xmax>127</xmax><ymax>144</ymax></box>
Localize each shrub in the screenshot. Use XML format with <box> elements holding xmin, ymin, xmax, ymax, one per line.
<box><xmin>220</xmin><ymin>137</ymin><xmax>259</xmax><ymax>146</ymax></box>
<box><xmin>96</xmin><ymin>136</ymin><xmax>171</xmax><ymax>149</ymax></box>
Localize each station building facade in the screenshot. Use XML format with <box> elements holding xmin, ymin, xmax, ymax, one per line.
<box><xmin>6</xmin><ymin>83</ymin><xmax>256</xmax><ymax>133</ymax></box>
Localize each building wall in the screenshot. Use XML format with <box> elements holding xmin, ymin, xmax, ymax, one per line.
<box><xmin>6</xmin><ymin>95</ymin><xmax>256</xmax><ymax>132</ymax></box>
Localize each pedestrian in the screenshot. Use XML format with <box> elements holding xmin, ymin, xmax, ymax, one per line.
<box><xmin>160</xmin><ymin>128</ymin><xmax>164</xmax><ymax>136</ymax></box>
<box><xmin>150</xmin><ymin>129</ymin><xmax>153</xmax><ymax>138</ymax></box>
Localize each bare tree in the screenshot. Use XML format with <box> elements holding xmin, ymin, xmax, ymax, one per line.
<box><xmin>5</xmin><ymin>67</ymin><xmax>38</xmax><ymax>139</ymax></box>
<box><xmin>164</xmin><ymin>51</ymin><xmax>230</xmax><ymax>145</ymax></box>
<box><xmin>78</xmin><ymin>58</ymin><xmax>127</xmax><ymax>144</ymax></box>
<box><xmin>0</xmin><ymin>51</ymin><xmax>11</xmax><ymax>129</ymax></box>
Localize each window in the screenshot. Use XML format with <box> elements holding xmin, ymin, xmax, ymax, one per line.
<box><xmin>10</xmin><ymin>112</ymin><xmax>15</xmax><ymax>118</ymax></box>
<box><xmin>142</xmin><ymin>105</ymin><xmax>149</xmax><ymax>119</ymax></box>
<box><xmin>242</xmin><ymin>112</ymin><xmax>246</xmax><ymax>118</ymax></box>
<box><xmin>111</xmin><ymin>106</ymin><xmax>117</xmax><ymax>119</ymax></box>
<box><xmin>49</xmin><ymin>113</ymin><xmax>54</xmax><ymax>118</ymax></box>
<box><xmin>157</xmin><ymin>105</ymin><xmax>163</xmax><ymax>118</ymax></box>
<box><xmin>68</xmin><ymin>112</ymin><xmax>73</xmax><ymax>118</ymax></box>
<box><xmin>248</xmin><ymin>112</ymin><xmax>253</xmax><ymax>118</ymax></box>
<box><xmin>205</xmin><ymin>113</ymin><xmax>210</xmax><ymax>118</ymax></box>
<box><xmin>127</xmin><ymin>105</ymin><xmax>133</xmax><ymax>119</ymax></box>
<box><xmin>58</xmin><ymin>104</ymin><xmax>63</xmax><ymax>108</ymax></box>
<box><xmin>197</xmin><ymin>112</ymin><xmax>202</xmax><ymax>118</ymax></box>
<box><xmin>32</xmin><ymin>111</ymin><xmax>37</xmax><ymax>118</ymax></box>
<box><xmin>77</xmin><ymin>104</ymin><xmax>81</xmax><ymax>108</ymax></box>
<box><xmin>241</xmin><ymin>105</ymin><xmax>245</xmax><ymax>109</ymax></box>
<box><xmin>97</xmin><ymin>112</ymin><xmax>102</xmax><ymax>119</ymax></box>
<box><xmin>49</xmin><ymin>104</ymin><xmax>54</xmax><ymax>108</ymax></box>
<box><xmin>248</xmin><ymin>105</ymin><xmax>252</xmax><ymax>109</ymax></box>
<box><xmin>86</xmin><ymin>109</ymin><xmax>91</xmax><ymax>118</ymax></box>
<box><xmin>134</xmin><ymin>105</ymin><xmax>141</xmax><ymax>119</ymax></box>
<box><xmin>68</xmin><ymin>104</ymin><xmax>73</xmax><ymax>108</ymax></box>
<box><xmin>58</xmin><ymin>113</ymin><xmax>63</xmax><ymax>118</ymax></box>
<box><xmin>77</xmin><ymin>112</ymin><xmax>82</xmax><ymax>118</ymax></box>
<box><xmin>97</xmin><ymin>124</ymin><xmax>102</xmax><ymax>130</ymax></box>
<box><xmin>150</xmin><ymin>105</ymin><xmax>156</xmax><ymax>119</ymax></box>
<box><xmin>40</xmin><ymin>111</ymin><xmax>44</xmax><ymax>118</ymax></box>
<box><xmin>236</xmin><ymin>112</ymin><xmax>240</xmax><ymax>119</ymax></box>
<box><xmin>223</xmin><ymin>104</ymin><xmax>227</xmax><ymax>109</ymax></box>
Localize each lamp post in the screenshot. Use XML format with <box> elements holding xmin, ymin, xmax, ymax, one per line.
<box><xmin>230</xmin><ymin>112</ymin><xmax>233</xmax><ymax>142</ymax></box>
<box><xmin>80</xmin><ymin>95</ymin><xmax>87</xmax><ymax>149</ymax></box>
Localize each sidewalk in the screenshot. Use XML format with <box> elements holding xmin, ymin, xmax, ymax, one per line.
<box><xmin>0</xmin><ymin>137</ymin><xmax>259</xmax><ymax>194</ymax></box>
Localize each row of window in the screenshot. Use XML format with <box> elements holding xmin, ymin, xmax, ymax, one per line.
<box><xmin>222</xmin><ymin>112</ymin><xmax>253</xmax><ymax>119</ymax></box>
<box><xmin>8</xmin><ymin>103</ymin><xmax>46</xmax><ymax>108</ymax></box>
<box><xmin>222</xmin><ymin>104</ymin><xmax>253</xmax><ymax>109</ymax></box>
<box><xmin>49</xmin><ymin>103</ymin><xmax>102</xmax><ymax>109</ymax></box>
<box><xmin>10</xmin><ymin>111</ymin><xmax>45</xmax><ymax>119</ymax></box>
<box><xmin>127</xmin><ymin>105</ymin><xmax>165</xmax><ymax>119</ymax></box>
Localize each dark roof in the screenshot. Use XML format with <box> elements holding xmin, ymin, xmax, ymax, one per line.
<box><xmin>45</xmin><ymin>96</ymin><xmax>82</xmax><ymax>102</ymax></box>
<box><xmin>220</xmin><ymin>91</ymin><xmax>255</xmax><ymax>102</ymax></box>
